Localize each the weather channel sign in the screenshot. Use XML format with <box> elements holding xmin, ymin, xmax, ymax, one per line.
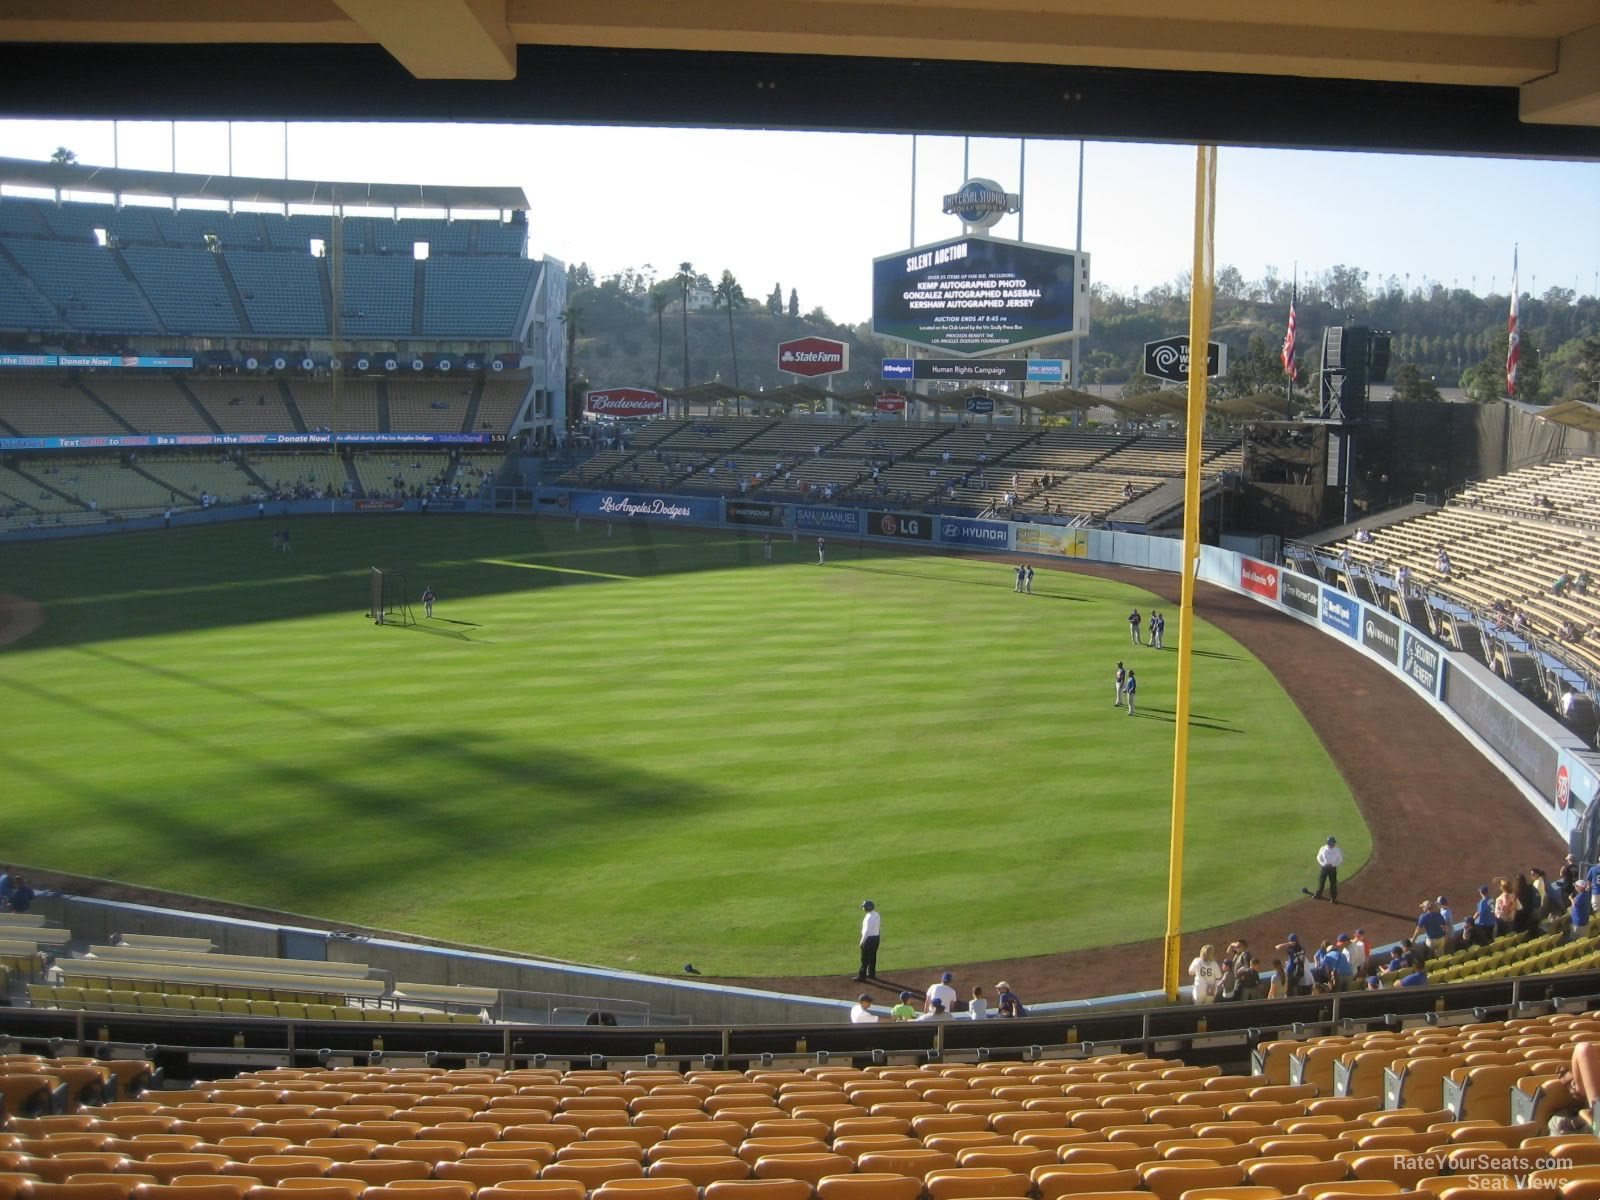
<box><xmin>1319</xmin><ymin>587</ymin><xmax>1359</xmax><ymax>639</ymax></box>
<box><xmin>873</xmin><ymin>234</ymin><xmax>1088</xmax><ymax>357</ymax></box>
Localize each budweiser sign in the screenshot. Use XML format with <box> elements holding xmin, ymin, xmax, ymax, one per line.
<box><xmin>778</xmin><ymin>336</ymin><xmax>849</xmax><ymax>378</ymax></box>
<box><xmin>586</xmin><ymin>387</ymin><xmax>664</xmax><ymax>417</ymax></box>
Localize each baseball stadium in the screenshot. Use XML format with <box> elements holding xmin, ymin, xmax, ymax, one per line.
<box><xmin>1</xmin><ymin>3</ymin><xmax>1600</xmax><ymax>1197</ymax></box>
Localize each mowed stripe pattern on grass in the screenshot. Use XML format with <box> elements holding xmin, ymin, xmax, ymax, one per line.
<box><xmin>0</xmin><ymin>516</ymin><xmax>1366</xmax><ymax>978</ymax></box>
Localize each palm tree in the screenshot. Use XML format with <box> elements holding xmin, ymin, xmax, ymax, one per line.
<box><xmin>560</xmin><ymin>304</ymin><xmax>583</xmax><ymax>429</ymax></box>
<box><xmin>676</xmin><ymin>261</ymin><xmax>694</xmax><ymax>402</ymax></box>
<box><xmin>650</xmin><ymin>287</ymin><xmax>672</xmax><ymax>396</ymax></box>
<box><xmin>713</xmin><ymin>269</ymin><xmax>746</xmax><ymax>413</ymax></box>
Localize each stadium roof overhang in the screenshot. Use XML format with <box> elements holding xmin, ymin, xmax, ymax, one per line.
<box><xmin>1523</xmin><ymin>397</ymin><xmax>1600</xmax><ymax>434</ymax></box>
<box><xmin>0</xmin><ymin>4</ymin><xmax>1596</xmax><ymax>156</ymax></box>
<box><xmin>0</xmin><ymin>157</ymin><xmax>529</xmax><ymax>212</ymax></box>
<box><xmin>1017</xmin><ymin>387</ymin><xmax>1104</xmax><ymax>416</ymax></box>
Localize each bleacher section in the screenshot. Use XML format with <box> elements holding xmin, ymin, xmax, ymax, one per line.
<box><xmin>84</xmin><ymin>377</ymin><xmax>198</xmax><ymax>434</ymax></box>
<box><xmin>1325</xmin><ymin>462</ymin><xmax>1600</xmax><ymax>673</ymax></box>
<box><xmin>0</xmin><ymin>197</ymin><xmax>535</xmax><ymax>339</ymax></box>
<box><xmin>475</xmin><ymin>379</ymin><xmax>528</xmax><ymax>434</ymax></box>
<box><xmin>352</xmin><ymin>452</ymin><xmax>456</xmax><ymax>498</ymax></box>
<box><xmin>389</xmin><ymin>380</ymin><xmax>473</xmax><ymax>433</ymax></box>
<box><xmin>253</xmin><ymin>452</ymin><xmax>350</xmax><ymax>500</ymax></box>
<box><xmin>0</xmin><ymin>378</ymin><xmax>116</xmax><ymax>435</ymax></box>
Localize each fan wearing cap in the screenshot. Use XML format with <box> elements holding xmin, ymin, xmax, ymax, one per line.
<box><xmin>1572</xmin><ymin>878</ymin><xmax>1594</xmax><ymax>938</ymax></box>
<box><xmin>850</xmin><ymin>994</ymin><xmax>879</xmax><ymax>1024</ymax></box>
<box><xmin>925</xmin><ymin>971</ymin><xmax>958</xmax><ymax>1013</ymax></box>
<box><xmin>855</xmin><ymin>900</ymin><xmax>881</xmax><ymax>983</ymax></box>
<box><xmin>890</xmin><ymin>991</ymin><xmax>919</xmax><ymax>1021</ymax></box>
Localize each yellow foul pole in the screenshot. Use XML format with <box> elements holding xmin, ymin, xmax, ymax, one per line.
<box><xmin>1163</xmin><ymin>146</ymin><xmax>1218</xmax><ymax>1002</ymax></box>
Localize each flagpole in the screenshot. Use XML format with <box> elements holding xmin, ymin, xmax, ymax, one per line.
<box><xmin>1285</xmin><ymin>264</ymin><xmax>1297</xmax><ymax>420</ymax></box>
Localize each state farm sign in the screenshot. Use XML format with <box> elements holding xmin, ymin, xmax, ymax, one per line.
<box><xmin>778</xmin><ymin>336</ymin><xmax>849</xmax><ymax>378</ymax></box>
<box><xmin>586</xmin><ymin>387</ymin><xmax>664</xmax><ymax>417</ymax></box>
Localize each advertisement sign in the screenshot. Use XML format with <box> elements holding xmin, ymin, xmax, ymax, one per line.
<box><xmin>1280</xmin><ymin>571</ymin><xmax>1320</xmax><ymax>617</ymax></box>
<box><xmin>965</xmin><ymin>396</ymin><xmax>995</xmax><ymax>415</ymax></box>
<box><xmin>1401</xmin><ymin>630</ymin><xmax>1443</xmax><ymax>697</ymax></box>
<box><xmin>1558</xmin><ymin>749</ymin><xmax>1598</xmax><ymax>818</ymax></box>
<box><xmin>1015</xmin><ymin>525</ymin><xmax>1087</xmax><ymax>558</ymax></box>
<box><xmin>940</xmin><ymin>516</ymin><xmax>1011</xmax><ymax>550</ymax></box>
<box><xmin>941</xmin><ymin>178</ymin><xmax>1021</xmax><ymax>229</ymax></box>
<box><xmin>795</xmin><ymin>506</ymin><xmax>862</xmax><ymax>535</ymax></box>
<box><xmin>880</xmin><ymin>357</ymin><xmax>1067</xmax><ymax>383</ymax></box>
<box><xmin>867</xmin><ymin>511</ymin><xmax>932</xmax><ymax>541</ymax></box>
<box><xmin>874</xmin><ymin>394</ymin><xmax>907</xmax><ymax>412</ymax></box>
<box><xmin>354</xmin><ymin>498</ymin><xmax>406</xmax><ymax>512</ymax></box>
<box><xmin>725</xmin><ymin>500</ymin><xmax>784</xmax><ymax>526</ymax></box>
<box><xmin>1239</xmin><ymin>557</ymin><xmax>1279</xmax><ymax>601</ymax></box>
<box><xmin>567</xmin><ymin>491</ymin><xmax>719</xmax><ymax>524</ymax></box>
<box><xmin>1361</xmin><ymin>608</ymin><xmax>1402</xmax><ymax>664</ymax></box>
<box><xmin>1141</xmin><ymin>335</ymin><xmax>1227</xmax><ymax>383</ymax></box>
<box><xmin>586</xmin><ymin>387</ymin><xmax>664</xmax><ymax>417</ymax></box>
<box><xmin>777</xmin><ymin>337</ymin><xmax>849</xmax><ymax>378</ymax></box>
<box><xmin>872</xmin><ymin>234</ymin><xmax>1088</xmax><ymax>356</ymax></box>
<box><xmin>1319</xmin><ymin>587</ymin><xmax>1359</xmax><ymax>639</ymax></box>
<box><xmin>1443</xmin><ymin>665</ymin><xmax>1559</xmax><ymax>792</ymax></box>
<box><xmin>0</xmin><ymin>352</ymin><xmax>196</xmax><ymax>370</ymax></box>
<box><xmin>0</xmin><ymin>432</ymin><xmax>499</xmax><ymax>453</ymax></box>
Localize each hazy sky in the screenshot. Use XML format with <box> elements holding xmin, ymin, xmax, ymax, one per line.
<box><xmin>0</xmin><ymin>119</ymin><xmax>1596</xmax><ymax>325</ymax></box>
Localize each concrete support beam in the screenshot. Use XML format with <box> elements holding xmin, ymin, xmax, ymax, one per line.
<box><xmin>1522</xmin><ymin>23</ymin><xmax>1600</xmax><ymax>126</ymax></box>
<box><xmin>333</xmin><ymin>0</ymin><xmax>515</xmax><ymax>79</ymax></box>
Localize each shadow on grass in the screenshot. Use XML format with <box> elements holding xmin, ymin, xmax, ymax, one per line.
<box><xmin>0</xmin><ymin>670</ymin><xmax>729</xmax><ymax>914</ymax></box>
<box><xmin>1133</xmin><ymin>705</ymin><xmax>1244</xmax><ymax>734</ymax></box>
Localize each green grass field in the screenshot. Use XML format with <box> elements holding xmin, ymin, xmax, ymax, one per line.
<box><xmin>0</xmin><ymin>515</ymin><xmax>1367</xmax><ymax>978</ymax></box>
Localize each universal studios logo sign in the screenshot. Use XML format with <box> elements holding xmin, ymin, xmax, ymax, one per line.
<box><xmin>942</xmin><ymin>178</ymin><xmax>1021</xmax><ymax>229</ymax></box>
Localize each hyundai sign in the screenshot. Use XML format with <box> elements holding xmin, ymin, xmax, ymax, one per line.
<box><xmin>777</xmin><ymin>336</ymin><xmax>848</xmax><ymax>378</ymax></box>
<box><xmin>873</xmin><ymin>234</ymin><xmax>1089</xmax><ymax>356</ymax></box>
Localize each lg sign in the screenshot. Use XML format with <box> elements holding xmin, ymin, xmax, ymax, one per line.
<box><xmin>586</xmin><ymin>387</ymin><xmax>664</xmax><ymax>417</ymax></box>
<box><xmin>778</xmin><ymin>337</ymin><xmax>849</xmax><ymax>378</ymax></box>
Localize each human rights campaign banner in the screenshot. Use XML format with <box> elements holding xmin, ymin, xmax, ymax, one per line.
<box><xmin>939</xmin><ymin>516</ymin><xmax>1011</xmax><ymax>550</ymax></box>
<box><xmin>795</xmin><ymin>506</ymin><xmax>862</xmax><ymax>535</ymax></box>
<box><xmin>567</xmin><ymin>491</ymin><xmax>720</xmax><ymax>524</ymax></box>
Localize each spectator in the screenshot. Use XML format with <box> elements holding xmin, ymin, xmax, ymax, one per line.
<box><xmin>1572</xmin><ymin>880</ymin><xmax>1594</xmax><ymax>940</ymax></box>
<box><xmin>916</xmin><ymin>999</ymin><xmax>951</xmax><ymax>1021</ymax></box>
<box><xmin>1494</xmin><ymin>877</ymin><xmax>1519</xmax><ymax>936</ymax></box>
<box><xmin>995</xmin><ymin>981</ymin><xmax>1026</xmax><ymax>1018</ymax></box>
<box><xmin>925</xmin><ymin>971</ymin><xmax>957</xmax><ymax>1013</ymax></box>
<box><xmin>890</xmin><ymin>991</ymin><xmax>919</xmax><ymax>1021</ymax></box>
<box><xmin>1437</xmin><ymin>549</ymin><xmax>1452</xmax><ymax>577</ymax></box>
<box><xmin>967</xmin><ymin>985</ymin><xmax>988</xmax><ymax>1020</ymax></box>
<box><xmin>1397</xmin><ymin>964</ymin><xmax>1429</xmax><ymax>987</ymax></box>
<box><xmin>1515</xmin><ymin>872</ymin><xmax>1542</xmax><ymax>934</ymax></box>
<box><xmin>8</xmin><ymin>876</ymin><xmax>34</xmax><ymax>914</ymax></box>
<box><xmin>1471</xmin><ymin>884</ymin><xmax>1498</xmax><ymax>945</ymax></box>
<box><xmin>849</xmin><ymin>994</ymin><xmax>879</xmax><ymax>1024</ymax></box>
<box><xmin>1415</xmin><ymin>901</ymin><xmax>1449</xmax><ymax>952</ymax></box>
<box><xmin>1189</xmin><ymin>944</ymin><xmax>1222</xmax><ymax>1005</ymax></box>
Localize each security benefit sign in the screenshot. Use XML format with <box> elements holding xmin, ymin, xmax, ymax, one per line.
<box><xmin>872</xmin><ymin>235</ymin><xmax>1088</xmax><ymax>357</ymax></box>
<box><xmin>867</xmin><ymin>511</ymin><xmax>933</xmax><ymax>540</ymax></box>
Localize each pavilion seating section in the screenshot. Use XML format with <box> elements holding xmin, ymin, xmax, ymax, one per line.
<box><xmin>89</xmin><ymin>378</ymin><xmax>202</xmax><ymax>434</ymax></box>
<box><xmin>0</xmin><ymin>462</ymin><xmax>95</xmax><ymax>531</ymax></box>
<box><xmin>1093</xmin><ymin>436</ymin><xmax>1244</xmax><ymax>477</ymax></box>
<box><xmin>3</xmin><ymin>237</ymin><xmax>160</xmax><ymax>334</ymax></box>
<box><xmin>288</xmin><ymin>382</ymin><xmax>382</xmax><ymax>434</ymax></box>
<box><xmin>351</xmin><ymin>453</ymin><xmax>455</xmax><ymax>498</ymax></box>
<box><xmin>1325</xmin><ymin>461</ymin><xmax>1600</xmax><ymax>672</ymax></box>
<box><xmin>38</xmin><ymin>460</ymin><xmax>172</xmax><ymax>517</ymax></box>
<box><xmin>26</xmin><ymin>985</ymin><xmax>482</xmax><ymax>1023</ymax></box>
<box><xmin>1021</xmin><ymin>473</ymin><xmax>1167</xmax><ymax>519</ymax></box>
<box><xmin>387</xmin><ymin>381</ymin><xmax>474</xmax><ymax>433</ymax></box>
<box><xmin>227</xmin><ymin>250</ymin><xmax>328</xmax><ymax>336</ymax></box>
<box><xmin>421</xmin><ymin>257</ymin><xmax>537</xmax><ymax>339</ymax></box>
<box><xmin>253</xmin><ymin>453</ymin><xmax>350</xmax><ymax>500</ymax></box>
<box><xmin>11</xmin><ymin>1020</ymin><xmax>1600</xmax><ymax>1200</ymax></box>
<box><xmin>185</xmin><ymin>380</ymin><xmax>300</xmax><ymax>434</ymax></box>
<box><xmin>136</xmin><ymin>458</ymin><xmax>260</xmax><ymax>508</ymax></box>
<box><xmin>0</xmin><ymin>198</ymin><xmax>535</xmax><ymax>339</ymax></box>
<box><xmin>118</xmin><ymin>247</ymin><xmax>241</xmax><ymax>335</ymax></box>
<box><xmin>0</xmin><ymin>379</ymin><xmax>120</xmax><ymax>435</ymax></box>
<box><xmin>473</xmin><ymin>380</ymin><xmax>528</xmax><ymax>435</ymax></box>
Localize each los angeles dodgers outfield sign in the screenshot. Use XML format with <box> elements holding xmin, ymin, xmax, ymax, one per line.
<box><xmin>777</xmin><ymin>337</ymin><xmax>848</xmax><ymax>378</ymax></box>
<box><xmin>586</xmin><ymin>387</ymin><xmax>664</xmax><ymax>417</ymax></box>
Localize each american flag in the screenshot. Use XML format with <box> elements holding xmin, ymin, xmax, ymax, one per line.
<box><xmin>1281</xmin><ymin>288</ymin><xmax>1299</xmax><ymax>382</ymax></box>
<box><xmin>1506</xmin><ymin>249</ymin><xmax>1521</xmax><ymax>397</ymax></box>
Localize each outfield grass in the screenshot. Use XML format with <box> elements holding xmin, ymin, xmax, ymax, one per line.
<box><xmin>0</xmin><ymin>515</ymin><xmax>1367</xmax><ymax>978</ymax></box>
